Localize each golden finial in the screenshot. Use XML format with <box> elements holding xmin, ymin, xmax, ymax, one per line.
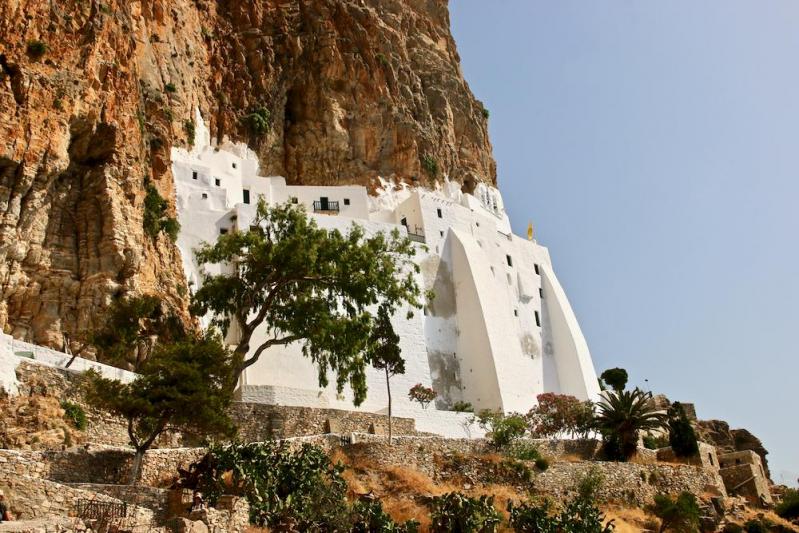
<box><xmin>527</xmin><ymin>221</ymin><xmax>534</xmax><ymax>241</ymax></box>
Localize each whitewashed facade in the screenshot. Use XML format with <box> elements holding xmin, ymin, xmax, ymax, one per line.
<box><xmin>171</xmin><ymin>113</ymin><xmax>600</xmax><ymax>437</ymax></box>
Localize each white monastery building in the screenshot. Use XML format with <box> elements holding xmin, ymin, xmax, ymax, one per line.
<box><xmin>171</xmin><ymin>113</ymin><xmax>601</xmax><ymax>436</ymax></box>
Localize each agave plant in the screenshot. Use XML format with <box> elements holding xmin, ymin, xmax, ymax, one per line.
<box><xmin>594</xmin><ymin>388</ymin><xmax>667</xmax><ymax>461</ymax></box>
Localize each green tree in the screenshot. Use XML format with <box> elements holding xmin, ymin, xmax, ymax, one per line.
<box><xmin>366</xmin><ymin>307</ymin><xmax>405</xmax><ymax>444</ymax></box>
<box><xmin>594</xmin><ymin>388</ymin><xmax>667</xmax><ymax>461</ymax></box>
<box><xmin>408</xmin><ymin>383</ymin><xmax>437</xmax><ymax>409</ymax></box>
<box><xmin>508</xmin><ymin>496</ymin><xmax>615</xmax><ymax>533</ymax></box>
<box><xmin>474</xmin><ymin>410</ymin><xmax>528</xmax><ymax>450</ymax></box>
<box><xmin>776</xmin><ymin>488</ymin><xmax>799</xmax><ymax>520</ymax></box>
<box><xmin>85</xmin><ymin>332</ymin><xmax>236</xmax><ymax>484</ymax></box>
<box><xmin>647</xmin><ymin>492</ymin><xmax>701</xmax><ymax>533</ymax></box>
<box><xmin>191</xmin><ymin>201</ymin><xmax>425</xmax><ymax>402</ymax></box>
<box><xmin>527</xmin><ymin>392</ymin><xmax>594</xmax><ymax>439</ymax></box>
<box><xmin>667</xmin><ymin>402</ymin><xmax>699</xmax><ymax>458</ymax></box>
<box><xmin>92</xmin><ymin>295</ymin><xmax>185</xmax><ymax>371</ymax></box>
<box><xmin>600</xmin><ymin>368</ymin><xmax>628</xmax><ymax>392</ymax></box>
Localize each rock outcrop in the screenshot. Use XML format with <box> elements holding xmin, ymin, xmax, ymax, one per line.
<box><xmin>696</xmin><ymin>419</ymin><xmax>772</xmax><ymax>481</ymax></box>
<box><xmin>0</xmin><ymin>0</ymin><xmax>495</xmax><ymax>345</ymax></box>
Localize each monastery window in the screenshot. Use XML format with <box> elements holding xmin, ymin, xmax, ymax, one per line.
<box><xmin>490</xmin><ymin>266</ymin><xmax>495</xmax><ymax>276</ymax></box>
<box><xmin>539</xmin><ymin>288</ymin><xmax>544</xmax><ymax>299</ymax></box>
<box><xmin>535</xmin><ymin>311</ymin><xmax>541</xmax><ymax>327</ymax></box>
<box><xmin>437</xmin><ymin>208</ymin><xmax>443</xmax><ymax>218</ymax></box>
<box><xmin>214</xmin><ymin>178</ymin><xmax>221</xmax><ymax>187</ymax></box>
<box><xmin>219</xmin><ymin>228</ymin><xmax>228</xmax><ymax>235</ymax></box>
<box><xmin>232</xmin><ymin>162</ymin><xmax>237</xmax><ymax>169</ymax></box>
<box><xmin>475</xmin><ymin>221</ymin><xmax>480</xmax><ymax>227</ymax></box>
<box><xmin>192</xmin><ymin>171</ymin><xmax>198</xmax><ymax>180</ymax></box>
<box><xmin>506</xmin><ymin>255</ymin><xmax>513</xmax><ymax>267</ymax></box>
<box><xmin>439</xmin><ymin>230</ymin><xmax>444</xmax><ymax>237</ymax></box>
<box><xmin>291</xmin><ymin>197</ymin><xmax>299</xmax><ymax>204</ymax></box>
<box><xmin>708</xmin><ymin>453</ymin><xmax>714</xmax><ymax>466</ymax></box>
<box><xmin>202</xmin><ymin>193</ymin><xmax>208</xmax><ymax>199</ymax></box>
<box><xmin>344</xmin><ymin>198</ymin><xmax>350</xmax><ymax>206</ymax></box>
<box><xmin>534</xmin><ymin>263</ymin><xmax>540</xmax><ymax>275</ymax></box>
<box><xmin>243</xmin><ymin>189</ymin><xmax>250</xmax><ymax>204</ymax></box>
<box><xmin>513</xmin><ymin>309</ymin><xmax>518</xmax><ymax>317</ymax></box>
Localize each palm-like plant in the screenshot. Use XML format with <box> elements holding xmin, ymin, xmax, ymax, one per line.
<box><xmin>594</xmin><ymin>388</ymin><xmax>667</xmax><ymax>461</ymax></box>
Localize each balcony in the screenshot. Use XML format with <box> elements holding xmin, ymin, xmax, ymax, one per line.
<box><xmin>312</xmin><ymin>200</ymin><xmax>340</xmax><ymax>214</ymax></box>
<box><xmin>405</xmin><ymin>224</ymin><xmax>426</xmax><ymax>244</ymax></box>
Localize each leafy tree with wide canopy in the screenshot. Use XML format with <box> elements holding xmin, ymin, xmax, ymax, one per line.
<box><xmin>190</xmin><ymin>201</ymin><xmax>426</xmax><ymax>405</ymax></box>
<box><xmin>594</xmin><ymin>388</ymin><xmax>667</xmax><ymax>461</ymax></box>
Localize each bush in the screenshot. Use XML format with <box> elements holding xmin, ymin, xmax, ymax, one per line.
<box><xmin>143</xmin><ymin>184</ymin><xmax>180</xmax><ymax>242</ymax></box>
<box><xmin>351</xmin><ymin>500</ymin><xmax>419</xmax><ymax>533</ymax></box>
<box><xmin>575</xmin><ymin>467</ymin><xmax>604</xmax><ymax>501</ymax></box>
<box><xmin>421</xmin><ymin>154</ymin><xmax>439</xmax><ymax>177</ymax></box>
<box><xmin>507</xmin><ymin>441</ymin><xmax>540</xmax><ymax>461</ymax></box>
<box><xmin>508</xmin><ymin>496</ymin><xmax>615</xmax><ymax>532</ymax></box>
<box><xmin>244</xmin><ymin>106</ymin><xmax>271</xmax><ymax>136</ymax></box>
<box><xmin>722</xmin><ymin>524</ymin><xmax>744</xmax><ymax>533</ymax></box>
<box><xmin>452</xmin><ymin>401</ymin><xmax>474</xmax><ymax>413</ymax></box>
<box><xmin>481</xmin><ymin>106</ymin><xmax>489</xmax><ymax>119</ymax></box>
<box><xmin>195</xmin><ymin>442</ymin><xmax>351</xmax><ymax>529</ymax></box>
<box><xmin>184</xmin><ymin>119</ymin><xmax>196</xmax><ymax>146</ymax></box>
<box><xmin>408</xmin><ymin>383</ymin><xmax>436</xmax><ymax>409</ymax></box>
<box><xmin>642</xmin><ymin>433</ymin><xmax>670</xmax><ymax>450</ymax></box>
<box><xmin>647</xmin><ymin>492</ymin><xmax>701</xmax><ymax>533</ymax></box>
<box><xmin>475</xmin><ymin>410</ymin><xmax>528</xmax><ymax>449</ymax></box>
<box><xmin>429</xmin><ymin>492</ymin><xmax>501</xmax><ymax>533</ymax></box>
<box><xmin>668</xmin><ymin>402</ymin><xmax>699</xmax><ymax>457</ymax></box>
<box><xmin>165</xmin><ymin>82</ymin><xmax>177</xmax><ymax>93</ymax></box>
<box><xmin>26</xmin><ymin>40</ymin><xmax>47</xmax><ymax>59</ymax></box>
<box><xmin>61</xmin><ymin>400</ymin><xmax>87</xmax><ymax>430</ymax></box>
<box><xmin>527</xmin><ymin>392</ymin><xmax>594</xmax><ymax>439</ymax></box>
<box><xmin>534</xmin><ymin>457</ymin><xmax>549</xmax><ymax>471</ymax></box>
<box><xmin>776</xmin><ymin>488</ymin><xmax>799</xmax><ymax>519</ymax></box>
<box><xmin>743</xmin><ymin>519</ymin><xmax>769</xmax><ymax>533</ymax></box>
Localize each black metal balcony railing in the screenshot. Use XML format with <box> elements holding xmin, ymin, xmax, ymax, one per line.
<box><xmin>313</xmin><ymin>200</ymin><xmax>340</xmax><ymax>213</ymax></box>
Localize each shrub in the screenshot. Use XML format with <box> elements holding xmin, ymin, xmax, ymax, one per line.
<box><xmin>184</xmin><ymin>119</ymin><xmax>196</xmax><ymax>146</ymax></box>
<box><xmin>452</xmin><ymin>401</ymin><xmax>474</xmax><ymax>413</ymax></box>
<box><xmin>507</xmin><ymin>441</ymin><xmax>540</xmax><ymax>461</ymax></box>
<box><xmin>575</xmin><ymin>467</ymin><xmax>604</xmax><ymax>500</ymax></box>
<box><xmin>647</xmin><ymin>492</ymin><xmax>701</xmax><ymax>533</ymax></box>
<box><xmin>26</xmin><ymin>40</ymin><xmax>47</xmax><ymax>59</ymax></box>
<box><xmin>743</xmin><ymin>519</ymin><xmax>769</xmax><ymax>533</ymax></box>
<box><xmin>508</xmin><ymin>496</ymin><xmax>615</xmax><ymax>532</ymax></box>
<box><xmin>408</xmin><ymin>383</ymin><xmax>436</xmax><ymax>409</ymax></box>
<box><xmin>722</xmin><ymin>524</ymin><xmax>744</xmax><ymax>533</ymax></box>
<box><xmin>61</xmin><ymin>400</ymin><xmax>87</xmax><ymax>430</ymax></box>
<box><xmin>143</xmin><ymin>184</ymin><xmax>180</xmax><ymax>242</ymax></box>
<box><xmin>429</xmin><ymin>492</ymin><xmax>501</xmax><ymax>533</ymax></box>
<box><xmin>195</xmin><ymin>442</ymin><xmax>351</xmax><ymax>529</ymax></box>
<box><xmin>165</xmin><ymin>82</ymin><xmax>177</xmax><ymax>93</ymax></box>
<box><xmin>481</xmin><ymin>105</ymin><xmax>489</xmax><ymax>119</ymax></box>
<box><xmin>376</xmin><ymin>52</ymin><xmax>390</xmax><ymax>67</ymax></box>
<box><xmin>421</xmin><ymin>154</ymin><xmax>439</xmax><ymax>177</ymax></box>
<box><xmin>527</xmin><ymin>392</ymin><xmax>594</xmax><ymax>439</ymax></box>
<box><xmin>244</xmin><ymin>105</ymin><xmax>271</xmax><ymax>136</ymax></box>
<box><xmin>776</xmin><ymin>488</ymin><xmax>799</xmax><ymax>520</ymax></box>
<box><xmin>668</xmin><ymin>402</ymin><xmax>699</xmax><ymax>457</ymax></box>
<box><xmin>534</xmin><ymin>457</ymin><xmax>549</xmax><ymax>471</ymax></box>
<box><xmin>642</xmin><ymin>433</ymin><xmax>670</xmax><ymax>450</ymax></box>
<box><xmin>351</xmin><ymin>500</ymin><xmax>419</xmax><ymax>533</ymax></box>
<box><xmin>475</xmin><ymin>410</ymin><xmax>528</xmax><ymax>449</ymax></box>
<box><xmin>501</xmin><ymin>459</ymin><xmax>533</xmax><ymax>483</ymax></box>
<box><xmin>599</xmin><ymin>368</ymin><xmax>628</xmax><ymax>392</ymax></box>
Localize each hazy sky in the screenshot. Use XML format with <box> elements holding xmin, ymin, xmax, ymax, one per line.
<box><xmin>450</xmin><ymin>1</ymin><xmax>798</xmax><ymax>486</ymax></box>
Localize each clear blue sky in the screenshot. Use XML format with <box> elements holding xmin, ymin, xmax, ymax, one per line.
<box><xmin>450</xmin><ymin>1</ymin><xmax>798</xmax><ymax>486</ymax></box>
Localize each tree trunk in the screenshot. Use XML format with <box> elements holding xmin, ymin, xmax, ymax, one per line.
<box><xmin>129</xmin><ymin>448</ymin><xmax>145</xmax><ymax>485</ymax></box>
<box><xmin>386</xmin><ymin>368</ymin><xmax>392</xmax><ymax>446</ymax></box>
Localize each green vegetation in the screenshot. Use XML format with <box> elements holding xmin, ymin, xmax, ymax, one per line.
<box><xmin>367</xmin><ymin>307</ymin><xmax>405</xmax><ymax>443</ymax></box>
<box><xmin>594</xmin><ymin>388</ymin><xmax>667</xmax><ymax>461</ymax></box>
<box><xmin>527</xmin><ymin>392</ymin><xmax>594</xmax><ymax>439</ymax></box>
<box><xmin>481</xmin><ymin>105</ymin><xmax>490</xmax><ymax>119</ymax></box>
<box><xmin>534</xmin><ymin>457</ymin><xmax>550</xmax><ymax>471</ymax></box>
<box><xmin>61</xmin><ymin>400</ymin><xmax>87</xmax><ymax>430</ymax></box>
<box><xmin>85</xmin><ymin>331</ymin><xmax>236</xmax><ymax>483</ymax></box>
<box><xmin>643</xmin><ymin>433</ymin><xmax>670</xmax><ymax>450</ymax></box>
<box><xmin>599</xmin><ymin>368</ymin><xmax>628</xmax><ymax>392</ymax></box>
<box><xmin>421</xmin><ymin>154</ymin><xmax>439</xmax><ymax>177</ymax></box>
<box><xmin>776</xmin><ymin>488</ymin><xmax>799</xmax><ymax>519</ymax></box>
<box><xmin>191</xmin><ymin>200</ymin><xmax>425</xmax><ymax>404</ymax></box>
<box><xmin>429</xmin><ymin>492</ymin><xmax>502</xmax><ymax>533</ymax></box>
<box><xmin>667</xmin><ymin>402</ymin><xmax>699</xmax><ymax>457</ymax></box>
<box><xmin>26</xmin><ymin>40</ymin><xmax>47</xmax><ymax>60</ymax></box>
<box><xmin>575</xmin><ymin>467</ymin><xmax>605</xmax><ymax>501</ymax></box>
<box><xmin>474</xmin><ymin>410</ymin><xmax>528</xmax><ymax>449</ymax></box>
<box><xmin>184</xmin><ymin>119</ymin><xmax>196</xmax><ymax>146</ymax></box>
<box><xmin>143</xmin><ymin>184</ymin><xmax>180</xmax><ymax>242</ymax></box>
<box><xmin>408</xmin><ymin>383</ymin><xmax>437</xmax><ymax>410</ymax></box>
<box><xmin>164</xmin><ymin>82</ymin><xmax>177</xmax><ymax>93</ymax></box>
<box><xmin>352</xmin><ymin>500</ymin><xmax>419</xmax><ymax>533</ymax></box>
<box><xmin>376</xmin><ymin>52</ymin><xmax>390</xmax><ymax>68</ymax></box>
<box><xmin>243</xmin><ymin>105</ymin><xmax>271</xmax><ymax>136</ymax></box>
<box><xmin>507</xmin><ymin>496</ymin><xmax>615</xmax><ymax>532</ymax></box>
<box><xmin>507</xmin><ymin>441</ymin><xmax>541</xmax><ymax>461</ymax></box>
<box><xmin>647</xmin><ymin>492</ymin><xmax>701</xmax><ymax>533</ymax></box>
<box><xmin>452</xmin><ymin>401</ymin><xmax>474</xmax><ymax>412</ymax></box>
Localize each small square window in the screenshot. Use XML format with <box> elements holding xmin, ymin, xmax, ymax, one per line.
<box><xmin>215</xmin><ymin>178</ymin><xmax>221</xmax><ymax>187</ymax></box>
<box><xmin>534</xmin><ymin>264</ymin><xmax>540</xmax><ymax>275</ymax></box>
<box><xmin>232</xmin><ymin>162</ymin><xmax>237</xmax><ymax>169</ymax></box>
<box><xmin>243</xmin><ymin>189</ymin><xmax>250</xmax><ymax>204</ymax></box>
<box><xmin>343</xmin><ymin>198</ymin><xmax>350</xmax><ymax>206</ymax></box>
<box><xmin>437</xmin><ymin>208</ymin><xmax>442</xmax><ymax>218</ymax></box>
<box><xmin>201</xmin><ymin>193</ymin><xmax>208</xmax><ymax>199</ymax></box>
<box><xmin>291</xmin><ymin>197</ymin><xmax>299</xmax><ymax>204</ymax></box>
<box><xmin>219</xmin><ymin>228</ymin><xmax>228</xmax><ymax>235</ymax></box>
<box><xmin>506</xmin><ymin>255</ymin><xmax>513</xmax><ymax>267</ymax></box>
<box><xmin>439</xmin><ymin>230</ymin><xmax>444</xmax><ymax>237</ymax></box>
<box><xmin>192</xmin><ymin>171</ymin><xmax>198</xmax><ymax>180</ymax></box>
<box><xmin>476</xmin><ymin>221</ymin><xmax>480</xmax><ymax>227</ymax></box>
<box><xmin>535</xmin><ymin>311</ymin><xmax>541</xmax><ymax>327</ymax></box>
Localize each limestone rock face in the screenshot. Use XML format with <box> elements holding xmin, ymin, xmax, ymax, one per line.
<box><xmin>696</xmin><ymin>419</ymin><xmax>771</xmax><ymax>481</ymax></box>
<box><xmin>0</xmin><ymin>0</ymin><xmax>494</xmax><ymax>345</ymax></box>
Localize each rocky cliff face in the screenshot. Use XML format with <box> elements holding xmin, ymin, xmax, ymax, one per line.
<box><xmin>0</xmin><ymin>0</ymin><xmax>495</xmax><ymax>347</ymax></box>
<box><xmin>696</xmin><ymin>420</ymin><xmax>772</xmax><ymax>481</ymax></box>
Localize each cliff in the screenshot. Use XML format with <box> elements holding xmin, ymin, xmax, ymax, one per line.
<box><xmin>0</xmin><ymin>0</ymin><xmax>495</xmax><ymax>347</ymax></box>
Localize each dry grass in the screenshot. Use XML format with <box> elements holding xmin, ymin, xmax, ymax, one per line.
<box><xmin>740</xmin><ymin>509</ymin><xmax>799</xmax><ymax>532</ymax></box>
<box><xmin>603</xmin><ymin>505</ymin><xmax>659</xmax><ymax>532</ymax></box>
